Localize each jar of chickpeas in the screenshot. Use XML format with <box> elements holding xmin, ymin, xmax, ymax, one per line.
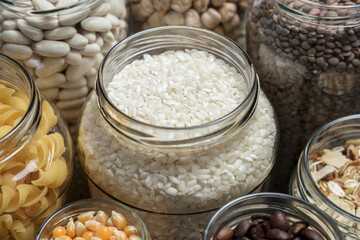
<box><xmin>35</xmin><ymin>198</ymin><xmax>150</xmax><ymax>240</ymax></box>
<box><xmin>0</xmin><ymin>53</ymin><xmax>74</xmax><ymax>240</ymax></box>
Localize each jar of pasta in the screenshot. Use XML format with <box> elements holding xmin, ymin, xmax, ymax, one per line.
<box><xmin>35</xmin><ymin>198</ymin><xmax>150</xmax><ymax>240</ymax></box>
<box><xmin>0</xmin><ymin>53</ymin><xmax>74</xmax><ymax>240</ymax></box>
<box><xmin>77</xmin><ymin>26</ymin><xmax>278</xmax><ymax>239</ymax></box>
<box><xmin>0</xmin><ymin>0</ymin><xmax>128</xmax><ymax>131</ymax></box>
<box><xmin>289</xmin><ymin>115</ymin><xmax>360</xmax><ymax>239</ymax></box>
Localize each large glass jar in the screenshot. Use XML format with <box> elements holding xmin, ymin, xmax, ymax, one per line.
<box><xmin>204</xmin><ymin>192</ymin><xmax>344</xmax><ymax>240</ymax></box>
<box><xmin>77</xmin><ymin>26</ymin><xmax>278</xmax><ymax>239</ymax></box>
<box><xmin>246</xmin><ymin>0</ymin><xmax>360</xmax><ymax>192</ymax></box>
<box><xmin>129</xmin><ymin>0</ymin><xmax>248</xmax><ymax>45</ymax></box>
<box><xmin>0</xmin><ymin>0</ymin><xmax>128</xmax><ymax>130</ymax></box>
<box><xmin>35</xmin><ymin>198</ymin><xmax>150</xmax><ymax>240</ymax></box>
<box><xmin>289</xmin><ymin>115</ymin><xmax>360</xmax><ymax>239</ymax></box>
<box><xmin>0</xmin><ymin>53</ymin><xmax>74</xmax><ymax>240</ymax></box>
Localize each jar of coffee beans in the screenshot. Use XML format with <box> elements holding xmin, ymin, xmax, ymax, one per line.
<box><xmin>290</xmin><ymin>115</ymin><xmax>360</xmax><ymax>239</ymax></box>
<box><xmin>204</xmin><ymin>192</ymin><xmax>344</xmax><ymax>240</ymax></box>
<box><xmin>246</xmin><ymin>0</ymin><xmax>360</xmax><ymax>192</ymax></box>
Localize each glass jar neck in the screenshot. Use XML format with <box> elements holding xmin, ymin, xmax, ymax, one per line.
<box><xmin>297</xmin><ymin>115</ymin><xmax>360</xmax><ymax>231</ymax></box>
<box><xmin>275</xmin><ymin>0</ymin><xmax>360</xmax><ymax>26</ymax></box>
<box><xmin>96</xmin><ymin>26</ymin><xmax>259</xmax><ymax>149</ymax></box>
<box><xmin>0</xmin><ymin>0</ymin><xmax>101</xmax><ymax>16</ymax></box>
<box><xmin>0</xmin><ymin>53</ymin><xmax>41</xmax><ymax>164</ymax></box>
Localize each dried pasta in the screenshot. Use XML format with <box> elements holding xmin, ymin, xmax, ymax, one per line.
<box><xmin>0</xmin><ymin>84</ymin><xmax>69</xmax><ymax>240</ymax></box>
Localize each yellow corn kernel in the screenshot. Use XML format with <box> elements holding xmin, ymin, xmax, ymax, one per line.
<box><xmin>123</xmin><ymin>226</ymin><xmax>138</xmax><ymax>236</ymax></box>
<box><xmin>78</xmin><ymin>211</ymin><xmax>96</xmax><ymax>223</ymax></box>
<box><xmin>76</xmin><ymin>221</ymin><xmax>87</xmax><ymax>237</ymax></box>
<box><xmin>95</xmin><ymin>211</ymin><xmax>109</xmax><ymax>225</ymax></box>
<box><xmin>113</xmin><ymin>230</ymin><xmax>128</xmax><ymax>240</ymax></box>
<box><xmin>111</xmin><ymin>211</ymin><xmax>127</xmax><ymax>230</ymax></box>
<box><xmin>73</xmin><ymin>238</ymin><xmax>86</xmax><ymax>240</ymax></box>
<box><xmin>94</xmin><ymin>225</ymin><xmax>112</xmax><ymax>240</ymax></box>
<box><xmin>85</xmin><ymin>220</ymin><xmax>103</xmax><ymax>231</ymax></box>
<box><xmin>128</xmin><ymin>235</ymin><xmax>141</xmax><ymax>240</ymax></box>
<box><xmin>106</xmin><ymin>217</ymin><xmax>114</xmax><ymax>227</ymax></box>
<box><xmin>66</xmin><ymin>219</ymin><xmax>76</xmax><ymax>238</ymax></box>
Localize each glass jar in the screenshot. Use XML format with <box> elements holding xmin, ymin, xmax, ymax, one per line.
<box><xmin>204</xmin><ymin>192</ymin><xmax>344</xmax><ymax>240</ymax></box>
<box><xmin>35</xmin><ymin>198</ymin><xmax>150</xmax><ymax>240</ymax></box>
<box><xmin>0</xmin><ymin>0</ymin><xmax>128</xmax><ymax>129</ymax></box>
<box><xmin>0</xmin><ymin>53</ymin><xmax>74</xmax><ymax>240</ymax></box>
<box><xmin>246</xmin><ymin>0</ymin><xmax>360</xmax><ymax>192</ymax></box>
<box><xmin>77</xmin><ymin>26</ymin><xmax>278</xmax><ymax>239</ymax></box>
<box><xmin>289</xmin><ymin>115</ymin><xmax>360</xmax><ymax>239</ymax></box>
<box><xmin>129</xmin><ymin>0</ymin><xmax>248</xmax><ymax>45</ymax></box>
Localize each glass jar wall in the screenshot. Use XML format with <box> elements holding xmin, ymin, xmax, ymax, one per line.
<box><xmin>289</xmin><ymin>115</ymin><xmax>360</xmax><ymax>239</ymax></box>
<box><xmin>0</xmin><ymin>53</ymin><xmax>74</xmax><ymax>240</ymax></box>
<box><xmin>35</xmin><ymin>198</ymin><xmax>150</xmax><ymax>240</ymax></box>
<box><xmin>0</xmin><ymin>0</ymin><xmax>128</xmax><ymax>130</ymax></box>
<box><xmin>246</xmin><ymin>0</ymin><xmax>360</xmax><ymax>192</ymax></box>
<box><xmin>77</xmin><ymin>26</ymin><xmax>278</xmax><ymax>239</ymax></box>
<box><xmin>129</xmin><ymin>0</ymin><xmax>248</xmax><ymax>45</ymax></box>
<box><xmin>204</xmin><ymin>193</ymin><xmax>344</xmax><ymax>240</ymax></box>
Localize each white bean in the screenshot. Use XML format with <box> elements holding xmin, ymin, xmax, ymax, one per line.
<box><xmin>58</xmin><ymin>77</ymin><xmax>87</xmax><ymax>89</ymax></box>
<box><xmin>66</xmin><ymin>57</ymin><xmax>95</xmax><ymax>82</ymax></box>
<box><xmin>17</xmin><ymin>19</ymin><xmax>44</xmax><ymax>41</ymax></box>
<box><xmin>34</xmin><ymin>40</ymin><xmax>70</xmax><ymax>57</ymax></box>
<box><xmin>67</xmin><ymin>33</ymin><xmax>89</xmax><ymax>49</ymax></box>
<box><xmin>101</xmin><ymin>31</ymin><xmax>115</xmax><ymax>43</ymax></box>
<box><xmin>44</xmin><ymin>26</ymin><xmax>77</xmax><ymax>40</ymax></box>
<box><xmin>58</xmin><ymin>9</ymin><xmax>91</xmax><ymax>26</ymax></box>
<box><xmin>35</xmin><ymin>73</ymin><xmax>66</xmax><ymax>89</ymax></box>
<box><xmin>105</xmin><ymin>14</ymin><xmax>121</xmax><ymax>28</ymax></box>
<box><xmin>58</xmin><ymin>86</ymin><xmax>88</xmax><ymax>100</ymax></box>
<box><xmin>1</xmin><ymin>30</ymin><xmax>32</xmax><ymax>45</ymax></box>
<box><xmin>80</xmin><ymin>30</ymin><xmax>97</xmax><ymax>43</ymax></box>
<box><xmin>95</xmin><ymin>36</ymin><xmax>104</xmax><ymax>48</ymax></box>
<box><xmin>2</xmin><ymin>20</ymin><xmax>17</xmax><ymax>30</ymax></box>
<box><xmin>2</xmin><ymin>43</ymin><xmax>33</xmax><ymax>60</ymax></box>
<box><xmin>90</xmin><ymin>3</ymin><xmax>111</xmax><ymax>17</ymax></box>
<box><xmin>41</xmin><ymin>87</ymin><xmax>59</xmax><ymax>100</ymax></box>
<box><xmin>84</xmin><ymin>67</ymin><xmax>97</xmax><ymax>77</ymax></box>
<box><xmin>86</xmin><ymin>74</ymin><xmax>97</xmax><ymax>89</ymax></box>
<box><xmin>35</xmin><ymin>57</ymin><xmax>65</xmax><ymax>78</ymax></box>
<box><xmin>56</xmin><ymin>0</ymin><xmax>78</xmax><ymax>8</ymax></box>
<box><xmin>24</xmin><ymin>55</ymin><xmax>42</xmax><ymax>68</ymax></box>
<box><xmin>81</xmin><ymin>17</ymin><xmax>112</xmax><ymax>32</ymax></box>
<box><xmin>80</xmin><ymin>43</ymin><xmax>101</xmax><ymax>56</ymax></box>
<box><xmin>33</xmin><ymin>0</ymin><xmax>55</xmax><ymax>10</ymax></box>
<box><xmin>25</xmin><ymin>16</ymin><xmax>59</xmax><ymax>30</ymax></box>
<box><xmin>66</xmin><ymin>51</ymin><xmax>82</xmax><ymax>65</ymax></box>
<box><xmin>56</xmin><ymin>97</ymin><xmax>86</xmax><ymax>110</ymax></box>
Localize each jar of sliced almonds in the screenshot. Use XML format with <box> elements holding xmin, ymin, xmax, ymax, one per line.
<box><xmin>289</xmin><ymin>114</ymin><xmax>360</xmax><ymax>240</ymax></box>
<box><xmin>34</xmin><ymin>198</ymin><xmax>150</xmax><ymax>240</ymax></box>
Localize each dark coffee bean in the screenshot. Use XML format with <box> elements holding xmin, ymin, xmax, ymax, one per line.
<box><xmin>300</xmin><ymin>229</ymin><xmax>324</xmax><ymax>240</ymax></box>
<box><xmin>317</xmin><ymin>38</ymin><xmax>326</xmax><ymax>45</ymax></box>
<box><xmin>334</xmin><ymin>48</ymin><xmax>342</xmax><ymax>54</ymax></box>
<box><xmin>326</xmin><ymin>42</ymin><xmax>335</xmax><ymax>48</ymax></box>
<box><xmin>328</xmin><ymin>57</ymin><xmax>340</xmax><ymax>65</ymax></box>
<box><xmin>336</xmin><ymin>62</ymin><xmax>347</xmax><ymax>72</ymax></box>
<box><xmin>342</xmin><ymin>45</ymin><xmax>352</xmax><ymax>51</ymax></box>
<box><xmin>290</xmin><ymin>39</ymin><xmax>300</xmax><ymax>46</ymax></box>
<box><xmin>308</xmin><ymin>31</ymin><xmax>316</xmax><ymax>38</ymax></box>
<box><xmin>324</xmin><ymin>49</ymin><xmax>333</xmax><ymax>54</ymax></box>
<box><xmin>326</xmin><ymin>11</ymin><xmax>338</xmax><ymax>17</ymax></box>
<box><xmin>316</xmin><ymin>57</ymin><xmax>325</xmax><ymax>66</ymax></box>
<box><xmin>315</xmin><ymin>45</ymin><xmax>325</xmax><ymax>51</ymax></box>
<box><xmin>248</xmin><ymin>224</ymin><xmax>265</xmax><ymax>239</ymax></box>
<box><xmin>300</xmin><ymin>56</ymin><xmax>308</xmax><ymax>64</ymax></box>
<box><xmin>289</xmin><ymin>221</ymin><xmax>309</xmax><ymax>235</ymax></box>
<box><xmin>308</xmin><ymin>37</ymin><xmax>317</xmax><ymax>44</ymax></box>
<box><xmin>234</xmin><ymin>221</ymin><xmax>251</xmax><ymax>238</ymax></box>
<box><xmin>335</xmin><ymin>41</ymin><xmax>342</xmax><ymax>48</ymax></box>
<box><xmin>216</xmin><ymin>226</ymin><xmax>233</xmax><ymax>240</ymax></box>
<box><xmin>308</xmin><ymin>56</ymin><xmax>315</xmax><ymax>63</ymax></box>
<box><xmin>299</xmin><ymin>33</ymin><xmax>307</xmax><ymax>41</ymax></box>
<box><xmin>352</xmin><ymin>58</ymin><xmax>360</xmax><ymax>66</ymax></box>
<box><xmin>269</xmin><ymin>211</ymin><xmax>290</xmax><ymax>232</ymax></box>
<box><xmin>342</xmin><ymin>51</ymin><xmax>352</xmax><ymax>57</ymax></box>
<box><xmin>251</xmin><ymin>213</ymin><xmax>272</xmax><ymax>220</ymax></box>
<box><xmin>351</xmin><ymin>40</ymin><xmax>360</xmax><ymax>47</ymax></box>
<box><xmin>266</xmin><ymin>228</ymin><xmax>291</xmax><ymax>240</ymax></box>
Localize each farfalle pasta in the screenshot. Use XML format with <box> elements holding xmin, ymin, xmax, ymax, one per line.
<box><xmin>0</xmin><ymin>84</ymin><xmax>70</xmax><ymax>240</ymax></box>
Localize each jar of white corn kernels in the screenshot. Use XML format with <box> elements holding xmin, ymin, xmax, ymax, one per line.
<box><xmin>0</xmin><ymin>53</ymin><xmax>74</xmax><ymax>240</ymax></box>
<box><xmin>0</xmin><ymin>0</ymin><xmax>128</xmax><ymax>131</ymax></box>
<box><xmin>77</xmin><ymin>26</ymin><xmax>278</xmax><ymax>239</ymax></box>
<box><xmin>35</xmin><ymin>198</ymin><xmax>150</xmax><ymax>240</ymax></box>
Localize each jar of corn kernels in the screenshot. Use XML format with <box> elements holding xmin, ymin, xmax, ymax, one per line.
<box><xmin>34</xmin><ymin>198</ymin><xmax>150</xmax><ymax>240</ymax></box>
<box><xmin>0</xmin><ymin>53</ymin><xmax>74</xmax><ymax>240</ymax></box>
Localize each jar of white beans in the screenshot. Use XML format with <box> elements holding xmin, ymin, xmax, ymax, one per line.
<box><xmin>0</xmin><ymin>0</ymin><xmax>128</xmax><ymax>130</ymax></box>
<box><xmin>77</xmin><ymin>26</ymin><xmax>279</xmax><ymax>239</ymax></box>
<box><xmin>0</xmin><ymin>53</ymin><xmax>74</xmax><ymax>240</ymax></box>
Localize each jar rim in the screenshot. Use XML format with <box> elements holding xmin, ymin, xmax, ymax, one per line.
<box><xmin>0</xmin><ymin>0</ymin><xmax>100</xmax><ymax>15</ymax></box>
<box><xmin>96</xmin><ymin>26</ymin><xmax>259</xmax><ymax>145</ymax></box>
<box><xmin>0</xmin><ymin>53</ymin><xmax>41</xmax><ymax>163</ymax></box>
<box><xmin>204</xmin><ymin>192</ymin><xmax>344</xmax><ymax>240</ymax></box>
<box><xmin>35</xmin><ymin>198</ymin><xmax>151</xmax><ymax>240</ymax></box>
<box><xmin>302</xmin><ymin>114</ymin><xmax>360</xmax><ymax>222</ymax></box>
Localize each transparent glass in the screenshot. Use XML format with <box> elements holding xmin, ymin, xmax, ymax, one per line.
<box><xmin>77</xmin><ymin>26</ymin><xmax>278</xmax><ymax>239</ymax></box>
<box><xmin>289</xmin><ymin>115</ymin><xmax>360</xmax><ymax>239</ymax></box>
<box><xmin>0</xmin><ymin>0</ymin><xmax>128</xmax><ymax>126</ymax></box>
<box><xmin>0</xmin><ymin>53</ymin><xmax>74</xmax><ymax>240</ymax></box>
<box><xmin>204</xmin><ymin>192</ymin><xmax>344</xmax><ymax>240</ymax></box>
<box><xmin>129</xmin><ymin>0</ymin><xmax>248</xmax><ymax>45</ymax></box>
<box><xmin>35</xmin><ymin>198</ymin><xmax>150</xmax><ymax>240</ymax></box>
<box><xmin>246</xmin><ymin>0</ymin><xmax>360</xmax><ymax>192</ymax></box>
